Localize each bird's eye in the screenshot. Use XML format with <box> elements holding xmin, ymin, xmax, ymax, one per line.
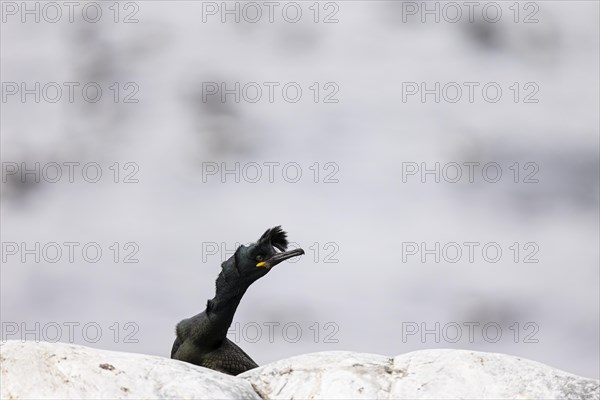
<box><xmin>256</xmin><ymin>255</ymin><xmax>264</xmax><ymax>261</ymax></box>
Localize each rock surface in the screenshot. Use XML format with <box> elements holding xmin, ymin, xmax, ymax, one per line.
<box><xmin>0</xmin><ymin>341</ymin><xmax>259</xmax><ymax>400</ymax></box>
<box><xmin>1</xmin><ymin>341</ymin><xmax>598</xmax><ymax>399</ymax></box>
<box><xmin>240</xmin><ymin>350</ymin><xmax>600</xmax><ymax>400</ymax></box>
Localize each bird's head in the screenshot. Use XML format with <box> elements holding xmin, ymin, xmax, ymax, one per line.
<box><xmin>222</xmin><ymin>226</ymin><xmax>304</xmax><ymax>282</ymax></box>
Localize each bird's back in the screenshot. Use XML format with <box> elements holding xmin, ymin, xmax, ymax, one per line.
<box><xmin>202</xmin><ymin>338</ymin><xmax>259</xmax><ymax>375</ymax></box>
<box><xmin>171</xmin><ymin>336</ymin><xmax>258</xmax><ymax>375</ymax></box>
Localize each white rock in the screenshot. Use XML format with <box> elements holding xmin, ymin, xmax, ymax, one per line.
<box><xmin>239</xmin><ymin>350</ymin><xmax>600</xmax><ymax>400</ymax></box>
<box><xmin>2</xmin><ymin>342</ymin><xmax>598</xmax><ymax>399</ymax></box>
<box><xmin>0</xmin><ymin>341</ymin><xmax>259</xmax><ymax>400</ymax></box>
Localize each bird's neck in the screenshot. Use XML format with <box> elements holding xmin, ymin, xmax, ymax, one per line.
<box><xmin>203</xmin><ymin>268</ymin><xmax>253</xmax><ymax>343</ymax></box>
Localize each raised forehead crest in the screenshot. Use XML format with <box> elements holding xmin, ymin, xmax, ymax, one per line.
<box><xmin>257</xmin><ymin>226</ymin><xmax>288</xmax><ymax>252</ymax></box>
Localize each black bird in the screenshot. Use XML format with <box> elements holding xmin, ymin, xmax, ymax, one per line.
<box><xmin>171</xmin><ymin>226</ymin><xmax>304</xmax><ymax>375</ymax></box>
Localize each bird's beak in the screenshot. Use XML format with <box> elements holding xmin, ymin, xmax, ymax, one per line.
<box><xmin>256</xmin><ymin>248</ymin><xmax>305</xmax><ymax>268</ymax></box>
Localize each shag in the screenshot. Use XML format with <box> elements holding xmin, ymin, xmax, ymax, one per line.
<box><xmin>171</xmin><ymin>226</ymin><xmax>304</xmax><ymax>375</ymax></box>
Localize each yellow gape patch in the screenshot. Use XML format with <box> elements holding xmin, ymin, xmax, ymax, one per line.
<box><xmin>256</xmin><ymin>261</ymin><xmax>270</xmax><ymax>268</ymax></box>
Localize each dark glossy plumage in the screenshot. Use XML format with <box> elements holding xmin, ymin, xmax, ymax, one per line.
<box><xmin>171</xmin><ymin>226</ymin><xmax>303</xmax><ymax>375</ymax></box>
<box><xmin>171</xmin><ymin>335</ymin><xmax>257</xmax><ymax>375</ymax></box>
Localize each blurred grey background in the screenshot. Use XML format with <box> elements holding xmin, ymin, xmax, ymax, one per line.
<box><xmin>1</xmin><ymin>1</ymin><xmax>598</xmax><ymax>379</ymax></box>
